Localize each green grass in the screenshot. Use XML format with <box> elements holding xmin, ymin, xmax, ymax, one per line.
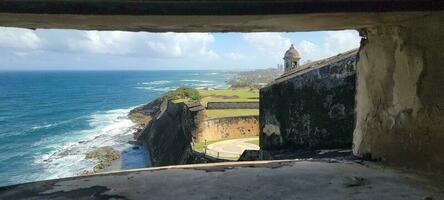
<box><xmin>246</xmin><ymin>138</ymin><xmax>259</xmax><ymax>146</ymax></box>
<box><xmin>193</xmin><ymin>139</ymin><xmax>226</xmax><ymax>152</ymax></box>
<box><xmin>198</xmin><ymin>88</ymin><xmax>259</xmax><ymax>107</ymax></box>
<box><xmin>205</xmin><ymin>109</ymin><xmax>259</xmax><ymax>119</ymax></box>
<box><xmin>171</xmin><ymin>88</ymin><xmax>260</xmax><ymax>118</ymax></box>
<box><xmin>172</xmin><ymin>88</ymin><xmax>259</xmax><ymax>105</ymax></box>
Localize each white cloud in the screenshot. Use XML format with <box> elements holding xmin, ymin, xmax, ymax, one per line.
<box><xmin>298</xmin><ymin>40</ymin><xmax>317</xmax><ymax>55</ymax></box>
<box><xmin>0</xmin><ymin>27</ymin><xmax>41</xmax><ymax>50</ymax></box>
<box><xmin>68</xmin><ymin>31</ymin><xmax>135</xmax><ymax>55</ymax></box>
<box><xmin>0</xmin><ymin>28</ymin><xmax>218</xmax><ymax>59</ymax></box>
<box><xmin>297</xmin><ymin>30</ymin><xmax>360</xmax><ymax>62</ymax></box>
<box><xmin>242</xmin><ymin>32</ymin><xmax>291</xmax><ymax>60</ymax></box>
<box><xmin>225</xmin><ymin>52</ymin><xmax>246</xmax><ymax>60</ymax></box>
<box><xmin>324</xmin><ymin>30</ymin><xmax>360</xmax><ymax>54</ymax></box>
<box><xmin>144</xmin><ymin>32</ymin><xmax>217</xmax><ymax>58</ymax></box>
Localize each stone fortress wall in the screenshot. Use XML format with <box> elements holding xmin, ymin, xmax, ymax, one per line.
<box><xmin>197</xmin><ymin>115</ymin><xmax>259</xmax><ymax>142</ymax></box>
<box><xmin>136</xmin><ymin>99</ymin><xmax>259</xmax><ymax>166</ymax></box>
<box><xmin>137</xmin><ymin>101</ymin><xmax>206</xmax><ymax>167</ymax></box>
<box><xmin>260</xmin><ymin>49</ymin><xmax>357</xmax><ymax>150</ymax></box>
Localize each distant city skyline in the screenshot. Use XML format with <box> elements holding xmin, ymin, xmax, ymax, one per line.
<box><xmin>0</xmin><ymin>27</ymin><xmax>360</xmax><ymax>70</ymax></box>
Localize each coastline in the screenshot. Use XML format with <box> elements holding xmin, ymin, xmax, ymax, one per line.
<box><xmin>0</xmin><ymin>71</ymin><xmax>233</xmax><ymax>186</ymax></box>
<box><xmin>38</xmin><ymin>108</ymin><xmax>148</xmax><ymax>178</ymax></box>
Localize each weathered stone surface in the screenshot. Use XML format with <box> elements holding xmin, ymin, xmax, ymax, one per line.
<box><xmin>1</xmin><ymin>160</ymin><xmax>442</xmax><ymax>200</ymax></box>
<box><xmin>137</xmin><ymin>100</ymin><xmax>205</xmax><ymax>167</ymax></box>
<box><xmin>260</xmin><ymin>50</ymin><xmax>357</xmax><ymax>150</ymax></box>
<box><xmin>198</xmin><ymin>116</ymin><xmax>259</xmax><ymax>141</ymax></box>
<box><xmin>238</xmin><ymin>150</ymin><xmax>272</xmax><ymax>161</ymax></box>
<box><xmin>128</xmin><ymin>97</ymin><xmax>163</xmax><ymax>128</ymax></box>
<box><xmin>84</xmin><ymin>146</ymin><xmax>121</xmax><ymax>173</ymax></box>
<box><xmin>354</xmin><ymin>13</ymin><xmax>444</xmax><ymax>173</ymax></box>
<box><xmin>0</xmin><ymin>1</ymin><xmax>441</xmax><ymax>32</ymax></box>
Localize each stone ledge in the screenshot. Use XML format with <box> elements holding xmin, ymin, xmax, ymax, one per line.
<box><xmin>1</xmin><ymin>160</ymin><xmax>443</xmax><ymax>199</ymax></box>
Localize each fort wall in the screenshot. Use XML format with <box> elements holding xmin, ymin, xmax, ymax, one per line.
<box><xmin>260</xmin><ymin>50</ymin><xmax>357</xmax><ymax>150</ymax></box>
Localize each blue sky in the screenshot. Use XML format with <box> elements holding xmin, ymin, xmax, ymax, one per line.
<box><xmin>0</xmin><ymin>27</ymin><xmax>361</xmax><ymax>70</ymax></box>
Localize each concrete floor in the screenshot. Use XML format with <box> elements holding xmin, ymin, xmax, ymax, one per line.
<box><xmin>1</xmin><ymin>160</ymin><xmax>443</xmax><ymax>200</ymax></box>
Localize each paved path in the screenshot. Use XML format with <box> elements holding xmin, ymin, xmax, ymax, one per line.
<box><xmin>206</xmin><ymin>137</ymin><xmax>259</xmax><ymax>158</ymax></box>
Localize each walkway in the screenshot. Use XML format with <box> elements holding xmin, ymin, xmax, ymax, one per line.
<box><xmin>205</xmin><ymin>138</ymin><xmax>259</xmax><ymax>159</ymax></box>
<box><xmin>2</xmin><ymin>160</ymin><xmax>442</xmax><ymax>199</ymax></box>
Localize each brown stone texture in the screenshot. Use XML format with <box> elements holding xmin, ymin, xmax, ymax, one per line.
<box><xmin>198</xmin><ymin>116</ymin><xmax>259</xmax><ymax>141</ymax></box>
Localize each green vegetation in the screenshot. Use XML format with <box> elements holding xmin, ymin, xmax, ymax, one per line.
<box><xmin>206</xmin><ymin>109</ymin><xmax>259</xmax><ymax>119</ymax></box>
<box><xmin>167</xmin><ymin>87</ymin><xmax>260</xmax><ymax>118</ymax></box>
<box><xmin>193</xmin><ymin>139</ymin><xmax>226</xmax><ymax>152</ymax></box>
<box><xmin>163</xmin><ymin>87</ymin><xmax>201</xmax><ymax>102</ymax></box>
<box><xmin>200</xmin><ymin>88</ymin><xmax>259</xmax><ymax>118</ymax></box>
<box><xmin>84</xmin><ymin>146</ymin><xmax>120</xmax><ymax>173</ymax></box>
<box><xmin>164</xmin><ymin>87</ymin><xmax>260</xmax><ymax>118</ymax></box>
<box><xmin>199</xmin><ymin>88</ymin><xmax>259</xmax><ymax>107</ymax></box>
<box><xmin>246</xmin><ymin>138</ymin><xmax>259</xmax><ymax>146</ymax></box>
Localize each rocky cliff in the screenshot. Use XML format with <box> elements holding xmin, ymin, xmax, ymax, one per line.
<box><xmin>260</xmin><ymin>49</ymin><xmax>357</xmax><ymax>150</ymax></box>
<box><xmin>136</xmin><ymin>100</ymin><xmax>206</xmax><ymax>167</ymax></box>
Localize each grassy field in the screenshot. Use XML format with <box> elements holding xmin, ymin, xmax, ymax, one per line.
<box><xmin>205</xmin><ymin>109</ymin><xmax>259</xmax><ymax>119</ymax></box>
<box><xmin>193</xmin><ymin>139</ymin><xmax>225</xmax><ymax>152</ymax></box>
<box><xmin>198</xmin><ymin>88</ymin><xmax>259</xmax><ymax>107</ymax></box>
<box><xmin>173</xmin><ymin>88</ymin><xmax>260</xmax><ymax>118</ymax></box>
<box><xmin>246</xmin><ymin>138</ymin><xmax>260</xmax><ymax>146</ymax></box>
<box><xmin>200</xmin><ymin>88</ymin><xmax>259</xmax><ymax>118</ymax></box>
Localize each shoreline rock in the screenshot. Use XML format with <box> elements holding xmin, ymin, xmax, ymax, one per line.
<box><xmin>82</xmin><ymin>146</ymin><xmax>121</xmax><ymax>175</ymax></box>
<box><xmin>128</xmin><ymin>98</ymin><xmax>163</xmax><ymax>128</ymax></box>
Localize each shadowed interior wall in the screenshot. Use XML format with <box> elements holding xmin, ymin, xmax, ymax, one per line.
<box><xmin>353</xmin><ymin>13</ymin><xmax>444</xmax><ymax>172</ymax></box>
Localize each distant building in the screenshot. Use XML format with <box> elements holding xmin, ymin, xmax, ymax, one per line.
<box><xmin>277</xmin><ymin>64</ymin><xmax>284</xmax><ymax>72</ymax></box>
<box><xmin>283</xmin><ymin>44</ymin><xmax>301</xmax><ymax>73</ymax></box>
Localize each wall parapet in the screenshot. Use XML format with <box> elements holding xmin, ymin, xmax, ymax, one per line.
<box><xmin>206</xmin><ymin>102</ymin><xmax>259</xmax><ymax>109</ymax></box>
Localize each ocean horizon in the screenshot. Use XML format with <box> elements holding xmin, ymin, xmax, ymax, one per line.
<box><xmin>0</xmin><ymin>70</ymin><xmax>233</xmax><ymax>186</ymax></box>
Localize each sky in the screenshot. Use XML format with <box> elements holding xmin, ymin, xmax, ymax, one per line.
<box><xmin>0</xmin><ymin>27</ymin><xmax>361</xmax><ymax>70</ymax></box>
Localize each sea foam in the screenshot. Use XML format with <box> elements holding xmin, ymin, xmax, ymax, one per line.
<box><xmin>34</xmin><ymin>108</ymin><xmax>143</xmax><ymax>181</ymax></box>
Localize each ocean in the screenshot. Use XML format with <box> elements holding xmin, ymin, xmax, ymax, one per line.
<box><xmin>0</xmin><ymin>70</ymin><xmax>233</xmax><ymax>186</ymax></box>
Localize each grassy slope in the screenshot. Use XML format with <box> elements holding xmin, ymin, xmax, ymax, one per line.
<box><xmin>198</xmin><ymin>88</ymin><xmax>259</xmax><ymax>107</ymax></box>
<box><xmin>200</xmin><ymin>88</ymin><xmax>259</xmax><ymax>118</ymax></box>
<box><xmin>246</xmin><ymin>138</ymin><xmax>260</xmax><ymax>146</ymax></box>
<box><xmin>173</xmin><ymin>88</ymin><xmax>260</xmax><ymax>118</ymax></box>
<box><xmin>206</xmin><ymin>109</ymin><xmax>259</xmax><ymax>119</ymax></box>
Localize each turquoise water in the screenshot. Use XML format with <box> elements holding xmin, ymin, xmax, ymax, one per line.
<box><xmin>0</xmin><ymin>70</ymin><xmax>232</xmax><ymax>186</ymax></box>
